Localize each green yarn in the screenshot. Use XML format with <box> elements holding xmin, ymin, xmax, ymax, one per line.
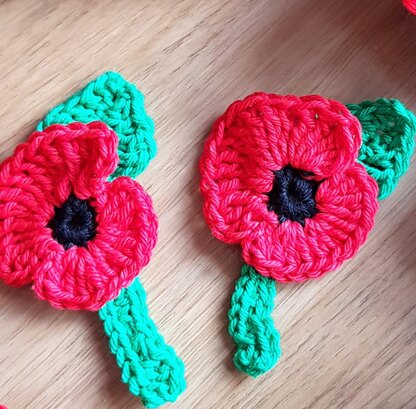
<box><xmin>37</xmin><ymin>71</ymin><xmax>156</xmax><ymax>180</ymax></box>
<box><xmin>99</xmin><ymin>278</ymin><xmax>186</xmax><ymax>408</ymax></box>
<box><xmin>227</xmin><ymin>99</ymin><xmax>416</xmax><ymax>378</ymax></box>
<box><xmin>348</xmin><ymin>98</ymin><xmax>416</xmax><ymax>200</ymax></box>
<box><xmin>37</xmin><ymin>72</ymin><xmax>184</xmax><ymax>404</ymax></box>
<box><xmin>228</xmin><ymin>264</ymin><xmax>281</xmax><ymax>377</ymax></box>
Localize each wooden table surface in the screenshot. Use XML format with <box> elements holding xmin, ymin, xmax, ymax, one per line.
<box><xmin>1</xmin><ymin>1</ymin><xmax>416</xmax><ymax>408</ymax></box>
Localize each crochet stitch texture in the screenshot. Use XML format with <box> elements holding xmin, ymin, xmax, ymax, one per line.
<box><xmin>200</xmin><ymin>91</ymin><xmax>416</xmax><ymax>378</ymax></box>
<box><xmin>348</xmin><ymin>99</ymin><xmax>416</xmax><ymax>200</ymax></box>
<box><xmin>228</xmin><ymin>264</ymin><xmax>280</xmax><ymax>377</ymax></box>
<box><xmin>33</xmin><ymin>73</ymin><xmax>186</xmax><ymax>407</ymax></box>
<box><xmin>200</xmin><ymin>93</ymin><xmax>379</xmax><ymax>283</ymax></box>
<box><xmin>37</xmin><ymin>71</ymin><xmax>156</xmax><ymax>180</ymax></box>
<box><xmin>99</xmin><ymin>278</ymin><xmax>186</xmax><ymax>408</ymax></box>
<box><xmin>0</xmin><ymin>122</ymin><xmax>157</xmax><ymax>310</ymax></box>
<box><xmin>1</xmin><ymin>73</ymin><xmax>185</xmax><ymax>407</ymax></box>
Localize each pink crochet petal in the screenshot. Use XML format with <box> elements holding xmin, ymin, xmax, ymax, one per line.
<box><xmin>32</xmin><ymin>177</ymin><xmax>158</xmax><ymax>310</ymax></box>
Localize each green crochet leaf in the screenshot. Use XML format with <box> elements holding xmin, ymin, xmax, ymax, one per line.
<box><xmin>99</xmin><ymin>278</ymin><xmax>186</xmax><ymax>408</ymax></box>
<box><xmin>347</xmin><ymin>99</ymin><xmax>416</xmax><ymax>200</ymax></box>
<box><xmin>37</xmin><ymin>71</ymin><xmax>156</xmax><ymax>180</ymax></box>
<box><xmin>228</xmin><ymin>264</ymin><xmax>281</xmax><ymax>377</ymax></box>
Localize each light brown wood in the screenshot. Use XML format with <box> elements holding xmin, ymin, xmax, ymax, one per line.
<box><xmin>1</xmin><ymin>1</ymin><xmax>416</xmax><ymax>408</ymax></box>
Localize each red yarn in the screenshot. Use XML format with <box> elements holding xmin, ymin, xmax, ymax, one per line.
<box><xmin>403</xmin><ymin>0</ymin><xmax>416</xmax><ymax>14</ymax></box>
<box><xmin>200</xmin><ymin>93</ymin><xmax>379</xmax><ymax>283</ymax></box>
<box><xmin>0</xmin><ymin>122</ymin><xmax>158</xmax><ymax>310</ymax></box>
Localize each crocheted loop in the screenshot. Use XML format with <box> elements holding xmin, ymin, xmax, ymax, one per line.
<box><xmin>37</xmin><ymin>71</ymin><xmax>156</xmax><ymax>180</ymax></box>
<box><xmin>228</xmin><ymin>264</ymin><xmax>281</xmax><ymax>377</ymax></box>
<box><xmin>99</xmin><ymin>278</ymin><xmax>186</xmax><ymax>408</ymax></box>
<box><xmin>200</xmin><ymin>93</ymin><xmax>379</xmax><ymax>282</ymax></box>
<box><xmin>403</xmin><ymin>0</ymin><xmax>416</xmax><ymax>14</ymax></box>
<box><xmin>0</xmin><ymin>122</ymin><xmax>157</xmax><ymax>310</ymax></box>
<box><xmin>348</xmin><ymin>99</ymin><xmax>416</xmax><ymax>200</ymax></box>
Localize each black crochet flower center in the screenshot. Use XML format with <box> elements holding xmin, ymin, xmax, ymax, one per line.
<box><xmin>48</xmin><ymin>194</ymin><xmax>97</xmax><ymax>250</ymax></box>
<box><xmin>266</xmin><ymin>166</ymin><xmax>319</xmax><ymax>226</ymax></box>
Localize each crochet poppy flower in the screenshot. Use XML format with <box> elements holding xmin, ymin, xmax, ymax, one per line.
<box><xmin>0</xmin><ymin>121</ymin><xmax>157</xmax><ymax>311</ymax></box>
<box><xmin>200</xmin><ymin>92</ymin><xmax>416</xmax><ymax>379</ymax></box>
<box><xmin>200</xmin><ymin>93</ymin><xmax>379</xmax><ymax>283</ymax></box>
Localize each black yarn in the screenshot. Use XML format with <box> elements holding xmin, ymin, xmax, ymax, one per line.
<box><xmin>48</xmin><ymin>194</ymin><xmax>97</xmax><ymax>250</ymax></box>
<box><xmin>266</xmin><ymin>166</ymin><xmax>319</xmax><ymax>226</ymax></box>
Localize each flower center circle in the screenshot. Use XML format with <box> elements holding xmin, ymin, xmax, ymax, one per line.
<box><xmin>48</xmin><ymin>194</ymin><xmax>97</xmax><ymax>250</ymax></box>
<box><xmin>266</xmin><ymin>166</ymin><xmax>319</xmax><ymax>226</ymax></box>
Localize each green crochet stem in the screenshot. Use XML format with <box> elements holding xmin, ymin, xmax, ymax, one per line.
<box><xmin>228</xmin><ymin>264</ymin><xmax>281</xmax><ymax>377</ymax></box>
<box><xmin>99</xmin><ymin>278</ymin><xmax>186</xmax><ymax>408</ymax></box>
<box><xmin>348</xmin><ymin>98</ymin><xmax>416</xmax><ymax>200</ymax></box>
<box><xmin>228</xmin><ymin>99</ymin><xmax>416</xmax><ymax>378</ymax></box>
<box><xmin>37</xmin><ymin>71</ymin><xmax>156</xmax><ymax>180</ymax></box>
<box><xmin>37</xmin><ymin>73</ymin><xmax>184</xmax><ymax>405</ymax></box>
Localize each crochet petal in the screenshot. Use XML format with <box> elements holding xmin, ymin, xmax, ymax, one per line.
<box><xmin>200</xmin><ymin>94</ymin><xmax>291</xmax><ymax>243</ymax></box>
<box><xmin>0</xmin><ymin>122</ymin><xmax>118</xmax><ymax>209</ymax></box>
<box><xmin>287</xmin><ymin>95</ymin><xmax>361</xmax><ymax>177</ymax></box>
<box><xmin>37</xmin><ymin>72</ymin><xmax>156</xmax><ymax>180</ymax></box>
<box><xmin>92</xmin><ymin>177</ymin><xmax>158</xmax><ymax>282</ymax></box>
<box><xmin>201</xmin><ymin>179</ymin><xmax>272</xmax><ymax>244</ymax></box>
<box><xmin>0</xmin><ymin>122</ymin><xmax>115</xmax><ymax>287</ymax></box>
<box><xmin>241</xmin><ymin>163</ymin><xmax>378</xmax><ymax>282</ymax></box>
<box><xmin>0</xmin><ymin>221</ymin><xmax>55</xmax><ymax>287</ymax></box>
<box><xmin>32</xmin><ymin>177</ymin><xmax>158</xmax><ymax>310</ymax></box>
<box><xmin>200</xmin><ymin>93</ymin><xmax>362</xmax><ymax>245</ymax></box>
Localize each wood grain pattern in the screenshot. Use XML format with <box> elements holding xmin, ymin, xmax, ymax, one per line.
<box><xmin>0</xmin><ymin>1</ymin><xmax>416</xmax><ymax>408</ymax></box>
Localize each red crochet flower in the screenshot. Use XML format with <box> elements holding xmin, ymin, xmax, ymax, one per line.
<box><xmin>200</xmin><ymin>93</ymin><xmax>379</xmax><ymax>283</ymax></box>
<box><xmin>0</xmin><ymin>122</ymin><xmax>157</xmax><ymax>310</ymax></box>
